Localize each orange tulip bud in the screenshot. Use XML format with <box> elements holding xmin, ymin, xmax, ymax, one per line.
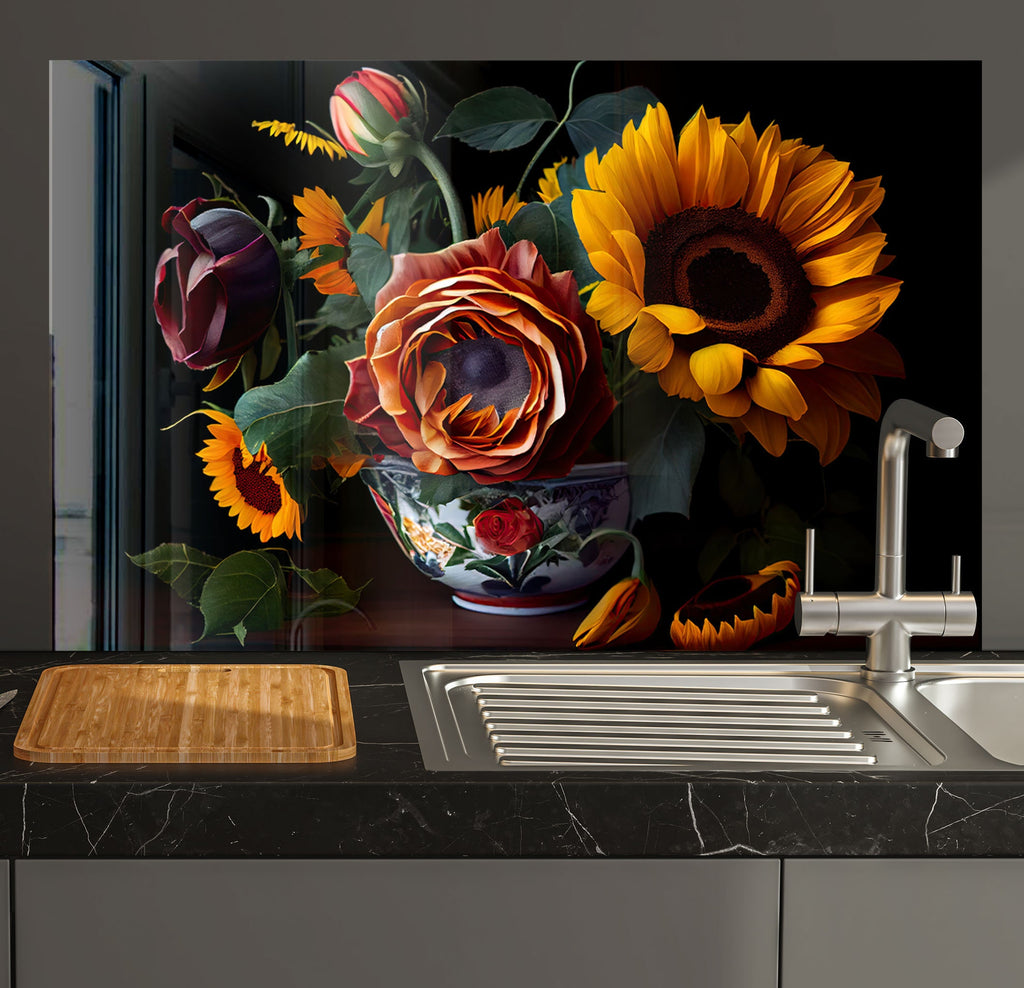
<box><xmin>573</xmin><ymin>577</ymin><xmax>661</xmax><ymax>649</ymax></box>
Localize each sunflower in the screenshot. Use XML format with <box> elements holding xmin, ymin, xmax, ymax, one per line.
<box><xmin>572</xmin><ymin>104</ymin><xmax>904</xmax><ymax>464</ymax></box>
<box><xmin>293</xmin><ymin>188</ymin><xmax>389</xmax><ymax>296</ymax></box>
<box><xmin>537</xmin><ymin>157</ymin><xmax>568</xmax><ymax>203</ymax></box>
<box><xmin>196</xmin><ymin>411</ymin><xmax>302</xmax><ymax>542</ymax></box>
<box><xmin>471</xmin><ymin>186</ymin><xmax>526</xmax><ymax>235</ymax></box>
<box><xmin>670</xmin><ymin>560</ymin><xmax>799</xmax><ymax>651</ymax></box>
<box><xmin>251</xmin><ymin>120</ymin><xmax>347</xmax><ymax>160</ymax></box>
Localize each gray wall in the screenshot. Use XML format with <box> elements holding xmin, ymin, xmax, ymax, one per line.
<box><xmin>3</xmin><ymin>2</ymin><xmax>1021</xmax><ymax>649</ymax></box>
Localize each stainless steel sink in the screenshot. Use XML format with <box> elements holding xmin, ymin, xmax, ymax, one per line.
<box><xmin>401</xmin><ymin>658</ymin><xmax>1024</xmax><ymax>773</ymax></box>
<box><xmin>916</xmin><ymin>676</ymin><xmax>1024</xmax><ymax>765</ymax></box>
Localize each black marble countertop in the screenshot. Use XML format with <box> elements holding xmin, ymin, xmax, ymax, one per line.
<box><xmin>4</xmin><ymin>650</ymin><xmax>1024</xmax><ymax>858</ymax></box>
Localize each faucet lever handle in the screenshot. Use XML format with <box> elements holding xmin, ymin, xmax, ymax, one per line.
<box><xmin>805</xmin><ymin>528</ymin><xmax>816</xmax><ymax>595</ymax></box>
<box><xmin>951</xmin><ymin>555</ymin><xmax>961</xmax><ymax>595</ymax></box>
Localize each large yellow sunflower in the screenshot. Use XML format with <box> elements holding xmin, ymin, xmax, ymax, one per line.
<box><xmin>293</xmin><ymin>188</ymin><xmax>389</xmax><ymax>296</ymax></box>
<box><xmin>572</xmin><ymin>104</ymin><xmax>904</xmax><ymax>464</ymax></box>
<box><xmin>197</xmin><ymin>411</ymin><xmax>302</xmax><ymax>542</ymax></box>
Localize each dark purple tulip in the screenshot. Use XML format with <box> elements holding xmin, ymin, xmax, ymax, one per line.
<box><xmin>153</xmin><ymin>198</ymin><xmax>281</xmax><ymax>370</ymax></box>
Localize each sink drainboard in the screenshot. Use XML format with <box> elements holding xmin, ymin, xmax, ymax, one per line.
<box><xmin>401</xmin><ymin>663</ymin><xmax>940</xmax><ymax>772</ymax></box>
<box><xmin>476</xmin><ymin>681</ymin><xmax>875</xmax><ymax>767</ymax></box>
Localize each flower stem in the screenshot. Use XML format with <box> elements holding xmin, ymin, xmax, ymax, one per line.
<box><xmin>409</xmin><ymin>140</ymin><xmax>468</xmax><ymax>243</ymax></box>
<box><xmin>515</xmin><ymin>60</ymin><xmax>586</xmax><ymax>201</ymax></box>
<box><xmin>578</xmin><ymin>527</ymin><xmax>646</xmax><ymax>581</ymax></box>
<box><xmin>282</xmin><ymin>288</ymin><xmax>299</xmax><ymax>368</ymax></box>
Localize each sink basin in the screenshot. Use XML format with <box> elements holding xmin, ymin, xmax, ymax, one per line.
<box><xmin>401</xmin><ymin>658</ymin><xmax>1024</xmax><ymax>773</ymax></box>
<box><xmin>916</xmin><ymin>678</ymin><xmax>1024</xmax><ymax>765</ymax></box>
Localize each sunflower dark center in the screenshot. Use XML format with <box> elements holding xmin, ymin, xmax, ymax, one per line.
<box><xmin>231</xmin><ymin>448</ymin><xmax>282</xmax><ymax>515</ymax></box>
<box><xmin>676</xmin><ymin>572</ymin><xmax>785</xmax><ymax>626</ymax></box>
<box><xmin>434</xmin><ymin>334</ymin><xmax>531</xmax><ymax>416</ymax></box>
<box><xmin>644</xmin><ymin>206</ymin><xmax>814</xmax><ymax>360</ymax></box>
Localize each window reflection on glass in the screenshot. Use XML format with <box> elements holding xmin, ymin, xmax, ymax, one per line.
<box><xmin>51</xmin><ymin>61</ymin><xmax>114</xmax><ymax>650</ymax></box>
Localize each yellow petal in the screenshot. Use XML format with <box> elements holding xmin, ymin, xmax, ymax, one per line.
<box><xmin>689</xmin><ymin>343</ymin><xmax>747</xmax><ymax>396</ymax></box>
<box><xmin>639</xmin><ymin>303</ymin><xmax>705</xmax><ymax>336</ymax></box>
<box><xmin>740</xmin><ymin>405</ymin><xmax>789</xmax><ymax>457</ymax></box>
<box><xmin>746</xmin><ymin>366</ymin><xmax>808</xmax><ymax>419</ymax></box>
<box><xmin>586</xmin><ymin>280</ymin><xmax>644</xmax><ymax>335</ymax></box>
<box><xmin>657</xmin><ymin>348</ymin><xmax>703</xmax><ymax>400</ymax></box>
<box><xmin>801</xmin><ymin>232</ymin><xmax>887</xmax><ymax>287</ymax></box>
<box><xmin>571</xmin><ymin>188</ymin><xmax>638</xmax><ymax>264</ymax></box>
<box><xmin>705</xmin><ymin>387</ymin><xmax>752</xmax><ymax>418</ymax></box>
<box><xmin>776</xmin><ymin>159</ymin><xmax>852</xmax><ymax>239</ymax></box>
<box><xmin>764</xmin><ymin>344</ymin><xmax>823</xmax><ymax>369</ymax></box>
<box><xmin>812</xmin><ymin>366</ymin><xmax>882</xmax><ymax>419</ymax></box>
<box><xmin>814</xmin><ymin>332</ymin><xmax>904</xmax><ymax>378</ymax></box>
<box><xmin>628</xmin><ymin>311</ymin><xmax>674</xmax><ymax>372</ymax></box>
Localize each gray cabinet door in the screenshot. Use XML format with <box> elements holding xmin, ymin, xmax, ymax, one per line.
<box><xmin>783</xmin><ymin>859</ymin><xmax>1024</xmax><ymax>988</ymax></box>
<box><xmin>15</xmin><ymin>859</ymin><xmax>779</xmax><ymax>988</ymax></box>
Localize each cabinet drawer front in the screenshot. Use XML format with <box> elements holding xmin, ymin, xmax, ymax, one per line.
<box><xmin>16</xmin><ymin>859</ymin><xmax>779</xmax><ymax>988</ymax></box>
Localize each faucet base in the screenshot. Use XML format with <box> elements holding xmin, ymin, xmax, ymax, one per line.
<box><xmin>860</xmin><ymin>665</ymin><xmax>916</xmax><ymax>684</ymax></box>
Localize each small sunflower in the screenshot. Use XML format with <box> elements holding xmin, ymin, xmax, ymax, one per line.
<box><xmin>670</xmin><ymin>560</ymin><xmax>800</xmax><ymax>651</ymax></box>
<box><xmin>293</xmin><ymin>188</ymin><xmax>389</xmax><ymax>296</ymax></box>
<box><xmin>572</xmin><ymin>104</ymin><xmax>904</xmax><ymax>464</ymax></box>
<box><xmin>251</xmin><ymin>120</ymin><xmax>347</xmax><ymax>160</ymax></box>
<box><xmin>471</xmin><ymin>186</ymin><xmax>526</xmax><ymax>235</ymax></box>
<box><xmin>537</xmin><ymin>157</ymin><xmax>568</xmax><ymax>203</ymax></box>
<box><xmin>197</xmin><ymin>411</ymin><xmax>302</xmax><ymax>542</ymax></box>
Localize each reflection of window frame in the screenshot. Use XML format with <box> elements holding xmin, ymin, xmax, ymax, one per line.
<box><xmin>51</xmin><ymin>60</ymin><xmax>140</xmax><ymax>650</ymax></box>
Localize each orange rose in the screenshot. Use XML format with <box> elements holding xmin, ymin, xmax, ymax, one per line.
<box><xmin>344</xmin><ymin>228</ymin><xmax>614</xmax><ymax>483</ymax></box>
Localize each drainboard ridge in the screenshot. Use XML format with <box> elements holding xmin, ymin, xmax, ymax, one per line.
<box><xmin>470</xmin><ymin>681</ymin><xmax>878</xmax><ymax>768</ymax></box>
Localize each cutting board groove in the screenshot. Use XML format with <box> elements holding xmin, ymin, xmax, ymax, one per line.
<box><xmin>13</xmin><ymin>664</ymin><xmax>357</xmax><ymax>763</ymax></box>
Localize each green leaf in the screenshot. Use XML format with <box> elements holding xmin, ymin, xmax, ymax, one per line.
<box><xmin>259</xmin><ymin>324</ymin><xmax>282</xmax><ymax>380</ymax></box>
<box><xmin>199</xmin><ymin>551</ymin><xmax>287</xmax><ymax>644</ymax></box>
<box><xmin>437</xmin><ymin>87</ymin><xmax>556</xmax><ymax>150</ymax></box>
<box><xmin>293</xmin><ymin>566</ymin><xmax>365</xmax><ymax>617</ymax></box>
<box><xmin>520</xmin><ymin>543</ymin><xmax>562</xmax><ymax>580</ymax></box>
<box><xmin>464</xmin><ymin>558</ymin><xmax>514</xmax><ymax>584</ymax></box>
<box><xmin>381</xmin><ymin>182</ymin><xmax>439</xmax><ymax>255</ymax></box>
<box><xmin>718</xmin><ymin>446</ymin><xmax>766</xmax><ymax>518</ymax></box>
<box><xmin>417</xmin><ymin>471</ymin><xmax>484</xmax><ymax>507</ymax></box>
<box><xmin>763</xmin><ymin>504</ymin><xmax>806</xmax><ymax>553</ymax></box>
<box><xmin>499</xmin><ymin>199</ymin><xmax>598</xmax><ymax>291</ymax></box>
<box><xmin>565</xmin><ymin>87</ymin><xmax>658</xmax><ymax>157</ymax></box>
<box><xmin>433</xmin><ymin>521</ymin><xmax>472</xmax><ymax>548</ymax></box>
<box><xmin>622</xmin><ymin>380</ymin><xmax>706</xmax><ymax>522</ymax></box>
<box><xmin>127</xmin><ymin>543</ymin><xmax>221</xmax><ymax>607</ymax></box>
<box><xmin>738</xmin><ymin>533</ymin><xmax>775</xmax><ymax>574</ymax></box>
<box><xmin>347</xmin><ymin>232</ymin><xmax>392</xmax><ymax>308</ymax></box>
<box><xmin>240</xmin><ymin>348</ymin><xmax>258</xmax><ymax>392</ymax></box>
<box><xmin>286</xmin><ymin>244</ymin><xmax>349</xmax><ymax>284</ymax></box>
<box><xmin>299</xmin><ymin>293</ymin><xmax>372</xmax><ymax>337</ymax></box>
<box><xmin>234</xmin><ymin>340</ymin><xmax>365</xmax><ymax>504</ymax></box>
<box><xmin>260</xmin><ymin>195</ymin><xmax>285</xmax><ymax>228</ymax></box>
<box><xmin>697</xmin><ymin>528</ymin><xmax>738</xmax><ymax>584</ymax></box>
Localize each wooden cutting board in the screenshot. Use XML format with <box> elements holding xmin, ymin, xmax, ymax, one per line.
<box><xmin>13</xmin><ymin>663</ymin><xmax>357</xmax><ymax>763</ymax></box>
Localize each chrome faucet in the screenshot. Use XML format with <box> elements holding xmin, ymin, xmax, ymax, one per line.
<box><xmin>794</xmin><ymin>399</ymin><xmax>977</xmax><ymax>682</ymax></box>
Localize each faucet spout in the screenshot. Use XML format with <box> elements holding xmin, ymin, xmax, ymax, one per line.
<box><xmin>876</xmin><ymin>399</ymin><xmax>965</xmax><ymax>599</ymax></box>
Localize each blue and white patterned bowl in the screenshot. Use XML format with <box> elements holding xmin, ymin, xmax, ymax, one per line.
<box><xmin>361</xmin><ymin>458</ymin><xmax>630</xmax><ymax>615</ymax></box>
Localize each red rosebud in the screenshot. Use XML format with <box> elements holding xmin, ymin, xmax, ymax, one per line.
<box><xmin>330</xmin><ymin>68</ymin><xmax>418</xmax><ymax>162</ymax></box>
<box><xmin>474</xmin><ymin>497</ymin><xmax>544</xmax><ymax>556</ymax></box>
